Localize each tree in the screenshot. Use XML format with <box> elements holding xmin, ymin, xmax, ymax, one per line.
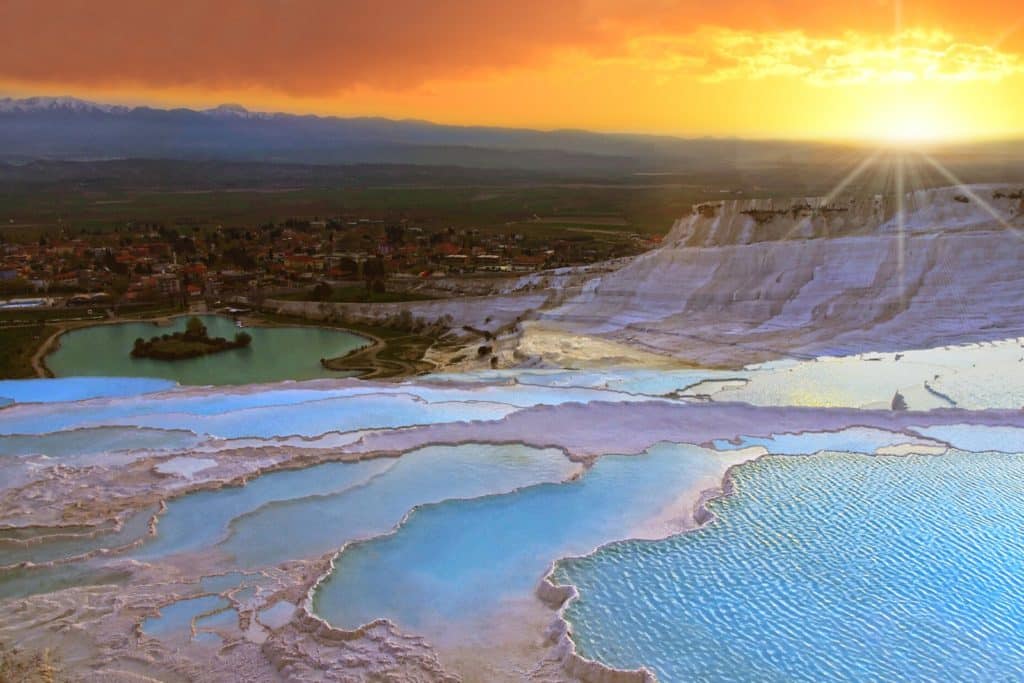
<box><xmin>234</xmin><ymin>331</ymin><xmax>252</xmax><ymax>347</ymax></box>
<box><xmin>363</xmin><ymin>256</ymin><xmax>387</xmax><ymax>293</ymax></box>
<box><xmin>224</xmin><ymin>246</ymin><xmax>256</xmax><ymax>271</ymax></box>
<box><xmin>312</xmin><ymin>282</ymin><xmax>333</xmax><ymax>301</ymax></box>
<box><xmin>185</xmin><ymin>316</ymin><xmax>207</xmax><ymax>339</ymax></box>
<box><xmin>385</xmin><ymin>224</ymin><xmax>405</xmax><ymax>245</ymax></box>
<box><xmin>0</xmin><ymin>279</ymin><xmax>32</xmax><ymax>297</ymax></box>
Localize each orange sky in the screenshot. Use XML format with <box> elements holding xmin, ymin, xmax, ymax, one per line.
<box><xmin>2</xmin><ymin>1</ymin><xmax>1023</xmax><ymax>140</ymax></box>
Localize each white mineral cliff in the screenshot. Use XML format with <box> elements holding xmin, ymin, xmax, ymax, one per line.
<box><xmin>530</xmin><ymin>185</ymin><xmax>1024</xmax><ymax>366</ymax></box>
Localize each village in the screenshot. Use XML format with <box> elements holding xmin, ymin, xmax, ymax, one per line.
<box><xmin>0</xmin><ymin>215</ymin><xmax>657</xmax><ymax>310</ymax></box>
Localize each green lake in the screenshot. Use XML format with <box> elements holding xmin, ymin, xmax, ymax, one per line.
<box><xmin>46</xmin><ymin>315</ymin><xmax>369</xmax><ymax>385</ymax></box>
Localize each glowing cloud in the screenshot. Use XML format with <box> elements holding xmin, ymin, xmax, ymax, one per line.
<box><xmin>1</xmin><ymin>1</ymin><xmax>1023</xmax><ymax>140</ymax></box>
<box><xmin>665</xmin><ymin>28</ymin><xmax>1024</xmax><ymax>85</ymax></box>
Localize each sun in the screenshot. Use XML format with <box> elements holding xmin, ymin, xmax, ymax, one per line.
<box><xmin>880</xmin><ymin>115</ymin><xmax>948</xmax><ymax>144</ymax></box>
<box><xmin>856</xmin><ymin>91</ymin><xmax>968</xmax><ymax>145</ymax></box>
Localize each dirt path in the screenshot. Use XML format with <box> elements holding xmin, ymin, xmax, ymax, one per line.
<box><xmin>26</xmin><ymin>313</ymin><xmax>180</xmax><ymax>379</ymax></box>
<box><xmin>30</xmin><ymin>325</ymin><xmax>66</xmax><ymax>378</ymax></box>
<box><xmin>321</xmin><ymin>332</ymin><xmax>437</xmax><ymax>379</ymax></box>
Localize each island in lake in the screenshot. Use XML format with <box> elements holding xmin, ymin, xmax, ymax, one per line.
<box><xmin>131</xmin><ymin>316</ymin><xmax>252</xmax><ymax>361</ymax></box>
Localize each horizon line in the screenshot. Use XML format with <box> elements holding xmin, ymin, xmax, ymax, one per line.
<box><xmin>3</xmin><ymin>92</ymin><xmax>1024</xmax><ymax>150</ymax></box>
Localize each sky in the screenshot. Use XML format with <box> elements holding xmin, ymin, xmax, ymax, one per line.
<box><xmin>2</xmin><ymin>1</ymin><xmax>1023</xmax><ymax>141</ymax></box>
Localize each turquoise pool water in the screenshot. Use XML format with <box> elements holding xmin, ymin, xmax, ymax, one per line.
<box><xmin>1</xmin><ymin>506</ymin><xmax>155</xmax><ymax>568</ymax></box>
<box><xmin>46</xmin><ymin>315</ymin><xmax>369</xmax><ymax>385</ymax></box>
<box><xmin>0</xmin><ymin>377</ymin><xmax>176</xmax><ymax>404</ymax></box>
<box><xmin>0</xmin><ymin>378</ymin><xmax>652</xmax><ymax>438</ymax></box>
<box><xmin>0</xmin><ymin>427</ymin><xmax>200</xmax><ymax>458</ymax></box>
<box><xmin>7</xmin><ymin>351</ymin><xmax>1024</xmax><ymax>681</ymax></box>
<box><xmin>0</xmin><ymin>390</ymin><xmax>518</xmax><ymax>438</ymax></box>
<box><xmin>313</xmin><ymin>444</ymin><xmax>734</xmax><ymax>640</ymax></box>
<box><xmin>427</xmin><ymin>368</ymin><xmax>737</xmax><ymax>398</ymax></box>
<box><xmin>131</xmin><ymin>460</ymin><xmax>391</xmax><ymax>561</ymax></box>
<box><xmin>134</xmin><ymin>444</ymin><xmax>576</xmax><ymax>566</ymax></box>
<box><xmin>553</xmin><ymin>451</ymin><xmax>1024</xmax><ymax>682</ymax></box>
<box><xmin>215</xmin><ymin>444</ymin><xmax>578</xmax><ymax>568</ymax></box>
<box><xmin>711</xmin><ymin>427</ymin><xmax>941</xmax><ymax>455</ymax></box>
<box><xmin>142</xmin><ymin>594</ymin><xmax>229</xmax><ymax>638</ymax></box>
<box><xmin>435</xmin><ymin>338</ymin><xmax>1024</xmax><ymax>410</ymax></box>
<box><xmin>0</xmin><ymin>508</ymin><xmax>152</xmax><ymax>601</ymax></box>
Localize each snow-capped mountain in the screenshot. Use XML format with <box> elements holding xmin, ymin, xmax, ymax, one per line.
<box><xmin>201</xmin><ymin>103</ymin><xmax>274</xmax><ymax>120</ymax></box>
<box><xmin>0</xmin><ymin>95</ymin><xmax>843</xmax><ymax>170</ymax></box>
<box><xmin>0</xmin><ymin>96</ymin><xmax>130</xmax><ymax>114</ymax></box>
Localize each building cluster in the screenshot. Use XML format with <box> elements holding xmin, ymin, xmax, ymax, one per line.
<box><xmin>0</xmin><ymin>217</ymin><xmax>645</xmax><ymax>305</ymax></box>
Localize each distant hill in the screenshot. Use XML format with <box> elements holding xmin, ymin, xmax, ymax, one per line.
<box><xmin>0</xmin><ymin>96</ymin><xmax>853</xmax><ymax>173</ymax></box>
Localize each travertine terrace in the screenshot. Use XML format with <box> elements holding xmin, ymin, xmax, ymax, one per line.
<box><xmin>4</xmin><ymin>186</ymin><xmax>1024</xmax><ymax>681</ymax></box>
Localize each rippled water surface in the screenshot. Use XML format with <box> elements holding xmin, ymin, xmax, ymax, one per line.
<box><xmin>5</xmin><ymin>345</ymin><xmax>1024</xmax><ymax>681</ymax></box>
<box><xmin>554</xmin><ymin>451</ymin><xmax>1024</xmax><ymax>682</ymax></box>
<box><xmin>313</xmin><ymin>444</ymin><xmax>739</xmax><ymax>640</ymax></box>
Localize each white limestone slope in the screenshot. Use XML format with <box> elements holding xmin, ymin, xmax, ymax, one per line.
<box><xmin>534</xmin><ymin>185</ymin><xmax>1024</xmax><ymax>366</ymax></box>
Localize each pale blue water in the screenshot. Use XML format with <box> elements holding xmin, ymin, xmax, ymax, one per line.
<box><xmin>0</xmin><ymin>391</ymin><xmax>518</xmax><ymax>438</ymax></box>
<box><xmin>428</xmin><ymin>368</ymin><xmax>739</xmax><ymax>397</ymax></box>
<box><xmin>47</xmin><ymin>315</ymin><xmax>369</xmax><ymax>385</ymax></box>
<box><xmin>142</xmin><ymin>594</ymin><xmax>229</xmax><ymax>638</ymax></box>
<box><xmin>0</xmin><ymin>565</ymin><xmax>130</xmax><ymax>601</ymax></box>
<box><xmin>132</xmin><ymin>459</ymin><xmax>392</xmax><ymax>560</ymax></box>
<box><xmin>0</xmin><ymin>508</ymin><xmax>151</xmax><ymax>600</ymax></box>
<box><xmin>313</xmin><ymin>444</ymin><xmax>727</xmax><ymax>637</ymax></box>
<box><xmin>427</xmin><ymin>340</ymin><xmax>1024</xmax><ymax>410</ymax></box>
<box><xmin>134</xmin><ymin>444</ymin><xmax>575</xmax><ymax>566</ymax></box>
<box><xmin>1</xmin><ymin>506</ymin><xmax>156</xmax><ymax>567</ymax></box>
<box><xmin>8</xmin><ymin>360</ymin><xmax>1024</xmax><ymax>680</ymax></box>
<box><xmin>0</xmin><ymin>377</ymin><xmax>175</xmax><ymax>404</ymax></box>
<box><xmin>216</xmin><ymin>444</ymin><xmax>577</xmax><ymax>568</ymax></box>
<box><xmin>0</xmin><ymin>379</ymin><xmax>648</xmax><ymax>438</ymax></box>
<box><xmin>0</xmin><ymin>427</ymin><xmax>200</xmax><ymax>458</ymax></box>
<box><xmin>194</xmin><ymin>605</ymin><xmax>239</xmax><ymax>630</ymax></box>
<box><xmin>911</xmin><ymin>424</ymin><xmax>1024</xmax><ymax>453</ymax></box>
<box><xmin>554</xmin><ymin>451</ymin><xmax>1024</xmax><ymax>682</ymax></box>
<box><xmin>199</xmin><ymin>572</ymin><xmax>261</xmax><ymax>594</ymax></box>
<box><xmin>711</xmin><ymin>427</ymin><xmax>937</xmax><ymax>455</ymax></box>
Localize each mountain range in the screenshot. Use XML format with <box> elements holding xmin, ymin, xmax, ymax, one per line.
<box><xmin>0</xmin><ymin>96</ymin><xmax>855</xmax><ymax>173</ymax></box>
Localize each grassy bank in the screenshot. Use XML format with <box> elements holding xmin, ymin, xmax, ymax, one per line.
<box><xmin>0</xmin><ymin>324</ymin><xmax>56</xmax><ymax>379</ymax></box>
<box><xmin>0</xmin><ymin>307</ymin><xmax>440</xmax><ymax>381</ymax></box>
<box><xmin>0</xmin><ymin>302</ymin><xmax>183</xmax><ymax>326</ymax></box>
<box><xmin>255</xmin><ymin>310</ymin><xmax>441</xmax><ymax>379</ymax></box>
<box><xmin>0</xmin><ymin>302</ymin><xmax>186</xmax><ymax>379</ymax></box>
<box><xmin>278</xmin><ymin>286</ymin><xmax>436</xmax><ymax>304</ymax></box>
<box><xmin>0</xmin><ymin>641</ymin><xmax>64</xmax><ymax>682</ymax></box>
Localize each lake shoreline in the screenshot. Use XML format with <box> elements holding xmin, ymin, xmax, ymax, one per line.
<box><xmin>248</xmin><ymin>310</ymin><xmax>442</xmax><ymax>380</ymax></box>
<box><xmin>36</xmin><ymin>313</ymin><xmax>403</xmax><ymax>385</ymax></box>
<box><xmin>17</xmin><ymin>310</ymin><xmax>445</xmax><ymax>382</ymax></box>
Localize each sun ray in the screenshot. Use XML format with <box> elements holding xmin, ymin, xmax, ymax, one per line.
<box><xmin>896</xmin><ymin>154</ymin><xmax>906</xmax><ymax>309</ymax></box>
<box><xmin>780</xmin><ymin>149</ymin><xmax>883</xmax><ymax>242</ymax></box>
<box><xmin>912</xmin><ymin>153</ymin><xmax>980</xmax><ymax>322</ymax></box>
<box><xmin>921</xmin><ymin>154</ymin><xmax>1023</xmax><ymax>238</ymax></box>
